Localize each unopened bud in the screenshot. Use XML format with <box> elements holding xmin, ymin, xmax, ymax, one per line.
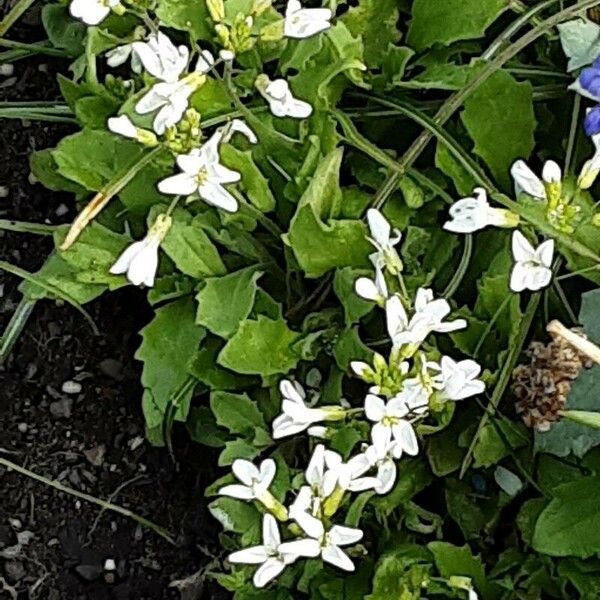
<box><xmin>207</xmin><ymin>0</ymin><xmax>225</xmax><ymax>22</ymax></box>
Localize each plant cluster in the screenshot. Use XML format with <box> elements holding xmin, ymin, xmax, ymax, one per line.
<box><xmin>4</xmin><ymin>0</ymin><xmax>600</xmax><ymax>598</ymax></box>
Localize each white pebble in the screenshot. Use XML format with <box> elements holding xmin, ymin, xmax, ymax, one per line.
<box><xmin>0</xmin><ymin>185</ymin><xmax>9</xmax><ymax>198</ymax></box>
<box><xmin>61</xmin><ymin>380</ymin><xmax>82</xmax><ymax>395</ymax></box>
<box><xmin>55</xmin><ymin>203</ymin><xmax>69</xmax><ymax>217</ymax></box>
<box><xmin>0</xmin><ymin>63</ymin><xmax>14</xmax><ymax>77</ymax></box>
<box><xmin>104</xmin><ymin>558</ymin><xmax>116</xmax><ymax>572</ymax></box>
<box><xmin>17</xmin><ymin>423</ymin><xmax>28</xmax><ymax>433</ymax></box>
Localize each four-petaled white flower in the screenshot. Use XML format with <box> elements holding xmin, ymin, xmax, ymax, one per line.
<box><xmin>366</xmin><ymin>208</ymin><xmax>402</xmax><ymax>273</ymax></box>
<box><xmin>364</xmin><ymin>393</ymin><xmax>419</xmax><ymax>457</ymax></box>
<box><xmin>218</xmin><ymin>458</ymin><xmax>276</xmax><ymax>501</ymax></box>
<box><xmin>228</xmin><ymin>514</ymin><xmax>314</xmax><ymax>588</ymax></box>
<box><xmin>385</xmin><ymin>289</ymin><xmax>466</xmax><ymax>349</ymax></box>
<box><xmin>132</xmin><ymin>31</ymin><xmax>189</xmax><ymax>83</ymax></box>
<box><xmin>510</xmin><ymin>231</ymin><xmax>554</xmax><ymax>292</ymax></box>
<box><xmin>510</xmin><ymin>159</ymin><xmax>561</xmax><ymax>200</ymax></box>
<box><xmin>444</xmin><ymin>187</ymin><xmax>519</xmax><ymax>234</ymax></box>
<box><xmin>157</xmin><ymin>132</ymin><xmax>241</xmax><ymax>211</ymax></box>
<box><xmin>438</xmin><ymin>356</ymin><xmax>485</xmax><ymax>401</ymax></box>
<box><xmin>69</xmin><ymin>0</ymin><xmax>121</xmax><ymax>25</ymax></box>
<box><xmin>272</xmin><ymin>380</ymin><xmax>346</xmax><ymax>439</ymax></box>
<box><xmin>355</xmin><ymin>263</ymin><xmax>388</xmax><ymax>305</ymax></box>
<box><xmin>109</xmin><ymin>213</ymin><xmax>171</xmax><ymax>287</ymax></box>
<box><xmin>280</xmin><ymin>523</ymin><xmax>363</xmax><ymax>572</ymax></box>
<box><xmin>135</xmin><ymin>73</ymin><xmax>203</xmax><ymax>135</ymax></box>
<box><xmin>256</xmin><ymin>75</ymin><xmax>313</xmax><ymax>119</ymax></box>
<box><xmin>284</xmin><ymin>0</ymin><xmax>332</xmax><ymax>39</ymax></box>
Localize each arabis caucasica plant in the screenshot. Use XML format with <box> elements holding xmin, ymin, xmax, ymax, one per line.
<box><xmin>13</xmin><ymin>1</ymin><xmax>600</xmax><ymax>598</ymax></box>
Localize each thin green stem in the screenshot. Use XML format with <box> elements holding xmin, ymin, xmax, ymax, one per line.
<box><xmin>442</xmin><ymin>235</ymin><xmax>473</xmax><ymax>298</ymax></box>
<box><xmin>460</xmin><ymin>292</ymin><xmax>540</xmax><ymax>477</ymax></box>
<box><xmin>0</xmin><ymin>0</ymin><xmax>36</xmax><ymax>37</ymax></box>
<box><xmin>0</xmin><ymin>219</ymin><xmax>61</xmax><ymax>235</ymax></box>
<box><xmin>0</xmin><ymin>259</ymin><xmax>99</xmax><ymax>334</ymax></box>
<box><xmin>0</xmin><ymin>39</ymin><xmax>69</xmax><ymax>57</ymax></box>
<box><xmin>565</xmin><ymin>94</ymin><xmax>582</xmax><ymax>174</ymax></box>
<box><xmin>0</xmin><ymin>457</ymin><xmax>176</xmax><ymax>545</ymax></box>
<box><xmin>0</xmin><ymin>297</ymin><xmax>36</xmax><ymax>364</ymax></box>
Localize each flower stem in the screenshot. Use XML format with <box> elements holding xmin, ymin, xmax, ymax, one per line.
<box><xmin>0</xmin><ymin>0</ymin><xmax>36</xmax><ymax>37</ymax></box>
<box><xmin>0</xmin><ymin>456</ymin><xmax>176</xmax><ymax>545</ymax></box>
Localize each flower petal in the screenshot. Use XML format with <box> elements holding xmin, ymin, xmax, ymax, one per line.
<box><xmin>232</xmin><ymin>459</ymin><xmax>260</xmax><ymax>486</ymax></box>
<box><xmin>366</xmin><ymin>208</ymin><xmax>391</xmax><ymax>247</ymax></box>
<box><xmin>218</xmin><ymin>484</ymin><xmax>254</xmax><ymax>500</ymax></box>
<box><xmin>262</xmin><ymin>514</ymin><xmax>280</xmax><ymax>549</ymax></box>
<box><xmin>321</xmin><ymin>543</ymin><xmax>355</xmax><ymax>571</ymax></box>
<box><xmin>364</xmin><ymin>394</ymin><xmax>386</xmax><ymax>422</ymax></box>
<box><xmin>328</xmin><ymin>525</ymin><xmax>363</xmax><ymax>546</ymax></box>
<box><xmin>511</xmin><ymin>160</ymin><xmax>545</xmax><ymax>199</ymax></box>
<box><xmin>253</xmin><ymin>557</ymin><xmax>286</xmax><ymax>588</ymax></box>
<box><xmin>157</xmin><ymin>173</ymin><xmax>197</xmax><ymax>196</ymax></box>
<box><xmin>198</xmin><ymin>181</ymin><xmax>239</xmax><ymax>212</ymax></box>
<box><xmin>228</xmin><ymin>545</ymin><xmax>269</xmax><ymax>564</ymax></box>
<box><xmin>278</xmin><ymin>538</ymin><xmax>321</xmax><ymax>558</ymax></box>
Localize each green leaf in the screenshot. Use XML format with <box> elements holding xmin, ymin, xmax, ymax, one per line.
<box><xmin>580</xmin><ymin>288</ymin><xmax>600</xmax><ymax>344</ymax></box>
<box><xmin>208</xmin><ymin>497</ymin><xmax>261</xmax><ymax>545</ymax></box>
<box><xmin>558</xmin><ymin>19</ymin><xmax>600</xmax><ymax>71</ymax></box>
<box><xmin>42</xmin><ymin>4</ymin><xmax>86</xmax><ymax>56</ymax></box>
<box><xmin>333</xmin><ymin>327</ymin><xmax>372</xmax><ymax>371</ymax></box>
<box><xmin>533</xmin><ymin>476</ymin><xmax>600</xmax><ymax>558</ymax></box>
<box><xmin>473</xmin><ymin>419</ymin><xmax>528</xmax><ymax>468</ymax></box>
<box><xmin>155</xmin><ymin>0</ymin><xmax>212</xmax><ymax>41</ymax></box>
<box><xmin>161</xmin><ymin>215</ymin><xmax>226</xmax><ymax>279</ymax></box>
<box><xmin>535</xmin><ymin>367</ymin><xmax>600</xmax><ymax>459</ymax></box>
<box><xmin>461</xmin><ymin>70</ymin><xmax>536</xmax><ymax>189</ymax></box>
<box><xmin>196</xmin><ymin>267</ymin><xmax>262</xmax><ymax>339</ymax></box>
<box><xmin>52</xmin><ymin>129</ymin><xmax>144</xmax><ymax>191</ymax></box>
<box><xmin>30</xmin><ymin>149</ymin><xmax>86</xmax><ymax>195</ymax></box>
<box><xmin>333</xmin><ymin>267</ymin><xmax>373</xmax><ymax>326</ymax></box>
<box><xmin>286</xmin><ymin>148</ymin><xmax>372</xmax><ymax>277</ymax></box>
<box><xmin>220</xmin><ymin>146</ymin><xmax>276</xmax><ymax>212</ymax></box>
<box><xmin>210</xmin><ymin>390</ymin><xmax>267</xmax><ymax>436</ymax></box>
<box><xmin>407</xmin><ymin>0</ymin><xmax>507</xmax><ymax>51</ymax></box>
<box><xmin>562</xmin><ymin>410</ymin><xmax>600</xmax><ymax>429</ymax></box>
<box><xmin>135</xmin><ymin>298</ymin><xmax>205</xmax><ymax>429</ymax></box>
<box><xmin>218</xmin><ymin>438</ymin><xmax>262</xmax><ymax>466</ymax></box>
<box><xmin>218</xmin><ymin>315</ymin><xmax>300</xmax><ymax>376</ymax></box>
<box><xmin>341</xmin><ymin>0</ymin><xmax>400</xmax><ymax>67</ymax></box>
<box><xmin>428</xmin><ymin>542</ymin><xmax>488</xmax><ymax>596</ymax></box>
<box><xmin>187</xmin><ymin>406</ymin><xmax>227</xmax><ymax>448</ymax></box>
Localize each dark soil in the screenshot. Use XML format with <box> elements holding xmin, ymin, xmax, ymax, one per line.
<box><xmin>0</xmin><ymin>10</ymin><xmax>225</xmax><ymax>600</ymax></box>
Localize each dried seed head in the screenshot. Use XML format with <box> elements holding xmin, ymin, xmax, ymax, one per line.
<box><xmin>512</xmin><ymin>332</ymin><xmax>593</xmax><ymax>432</ymax></box>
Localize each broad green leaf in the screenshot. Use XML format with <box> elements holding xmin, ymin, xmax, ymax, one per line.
<box><xmin>218</xmin><ymin>438</ymin><xmax>262</xmax><ymax>465</ymax></box>
<box><xmin>218</xmin><ymin>315</ymin><xmax>301</xmax><ymax>376</ymax></box>
<box><xmin>558</xmin><ymin>19</ymin><xmax>600</xmax><ymax>71</ymax></box>
<box><xmin>428</xmin><ymin>542</ymin><xmax>488</xmax><ymax>596</ymax></box>
<box><xmin>333</xmin><ymin>327</ymin><xmax>372</xmax><ymax>371</ymax></box>
<box><xmin>435</xmin><ymin>140</ymin><xmax>478</xmax><ymax>197</ymax></box>
<box><xmin>187</xmin><ymin>406</ymin><xmax>227</xmax><ymax>448</ymax></box>
<box><xmin>333</xmin><ymin>267</ymin><xmax>373</xmax><ymax>326</ymax></box>
<box><xmin>208</xmin><ymin>497</ymin><xmax>261</xmax><ymax>545</ymax></box>
<box><xmin>55</xmin><ymin>222</ymin><xmax>130</xmax><ymax>286</ymax></box>
<box><xmin>155</xmin><ymin>0</ymin><xmax>212</xmax><ymax>41</ymax></box>
<box><xmin>196</xmin><ymin>267</ymin><xmax>262</xmax><ymax>338</ymax></box>
<box><xmin>135</xmin><ymin>298</ymin><xmax>205</xmax><ymax>429</ymax></box>
<box><xmin>210</xmin><ymin>390</ymin><xmax>267</xmax><ymax>436</ymax></box>
<box><xmin>341</xmin><ymin>0</ymin><xmax>400</xmax><ymax>67</ymax></box>
<box><xmin>30</xmin><ymin>149</ymin><xmax>86</xmax><ymax>195</ymax></box>
<box><xmin>286</xmin><ymin>148</ymin><xmax>371</xmax><ymax>277</ymax></box>
<box><xmin>533</xmin><ymin>476</ymin><xmax>600</xmax><ymax>558</ymax></box>
<box><xmin>461</xmin><ymin>70</ymin><xmax>535</xmax><ymax>189</ymax></box>
<box><xmin>220</xmin><ymin>145</ymin><xmax>276</xmax><ymax>212</ymax></box>
<box><xmin>580</xmin><ymin>288</ymin><xmax>600</xmax><ymax>344</ymax></box>
<box><xmin>42</xmin><ymin>4</ymin><xmax>86</xmax><ymax>56</ymax></box>
<box><xmin>473</xmin><ymin>420</ymin><xmax>528</xmax><ymax>468</ymax></box>
<box><xmin>535</xmin><ymin>367</ymin><xmax>600</xmax><ymax>458</ymax></box>
<box><xmin>407</xmin><ymin>0</ymin><xmax>507</xmax><ymax>51</ymax></box>
<box><xmin>52</xmin><ymin>129</ymin><xmax>144</xmax><ymax>191</ymax></box>
<box><xmin>161</xmin><ymin>217</ymin><xmax>226</xmax><ymax>279</ymax></box>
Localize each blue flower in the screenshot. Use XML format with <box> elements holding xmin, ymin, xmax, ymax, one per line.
<box><xmin>584</xmin><ymin>104</ymin><xmax>600</xmax><ymax>137</ymax></box>
<box><xmin>580</xmin><ymin>65</ymin><xmax>600</xmax><ymax>98</ymax></box>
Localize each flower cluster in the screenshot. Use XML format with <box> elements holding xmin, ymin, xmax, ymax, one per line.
<box><xmin>217</xmin><ymin>210</ymin><xmax>485</xmax><ymax>587</ymax></box>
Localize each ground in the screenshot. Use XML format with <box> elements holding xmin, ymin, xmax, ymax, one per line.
<box><xmin>0</xmin><ymin>8</ymin><xmax>225</xmax><ymax>600</ymax></box>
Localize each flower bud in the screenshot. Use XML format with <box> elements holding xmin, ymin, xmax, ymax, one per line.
<box><xmin>206</xmin><ymin>0</ymin><xmax>225</xmax><ymax>22</ymax></box>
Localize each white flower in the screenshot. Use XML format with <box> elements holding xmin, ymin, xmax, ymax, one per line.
<box><xmin>438</xmin><ymin>356</ymin><xmax>485</xmax><ymax>400</ymax></box>
<box><xmin>579</xmin><ymin>123</ymin><xmax>600</xmax><ymax>189</ymax></box>
<box><xmin>106</xmin><ymin>44</ymin><xmax>142</xmax><ymax>73</ymax></box>
<box><xmin>361</xmin><ymin>442</ymin><xmax>402</xmax><ymax>494</ymax></box>
<box><xmin>157</xmin><ymin>133</ymin><xmax>241</xmax><ymax>212</ymax></box>
<box><xmin>280</xmin><ymin>523</ymin><xmax>363</xmax><ymax>572</ymax></box>
<box><xmin>132</xmin><ymin>32</ymin><xmax>189</xmax><ymax>83</ymax></box>
<box><xmin>284</xmin><ymin>0</ymin><xmax>332</xmax><ymax>39</ymax></box>
<box><xmin>444</xmin><ymin>187</ymin><xmax>519</xmax><ymax>234</ymax></box>
<box><xmin>289</xmin><ymin>485</ymin><xmax>325</xmax><ymax>538</ymax></box>
<box><xmin>219</xmin><ymin>49</ymin><xmax>235</xmax><ymax>62</ymax></box>
<box><xmin>216</xmin><ymin>118</ymin><xmax>258</xmax><ymax>144</ymax></box>
<box><xmin>355</xmin><ymin>263</ymin><xmax>388</xmax><ymax>305</ymax></box>
<box><xmin>107</xmin><ymin>115</ymin><xmax>158</xmax><ymax>146</ymax></box>
<box><xmin>366</xmin><ymin>208</ymin><xmax>402</xmax><ymax>273</ymax></box>
<box><xmin>228</xmin><ymin>514</ymin><xmax>315</xmax><ymax>588</ymax></box>
<box><xmin>218</xmin><ymin>458</ymin><xmax>276</xmax><ymax>501</ymax></box>
<box><xmin>364</xmin><ymin>394</ymin><xmax>419</xmax><ymax>458</ymax></box>
<box><xmin>394</xmin><ymin>379</ymin><xmax>430</xmax><ymax>415</ymax></box>
<box><xmin>109</xmin><ymin>214</ymin><xmax>171</xmax><ymax>287</ymax></box>
<box><xmin>69</xmin><ymin>0</ymin><xmax>121</xmax><ymax>25</ymax></box>
<box><xmin>385</xmin><ymin>289</ymin><xmax>466</xmax><ymax>348</ymax></box>
<box><xmin>256</xmin><ymin>75</ymin><xmax>312</xmax><ymax>119</ymax></box>
<box><xmin>510</xmin><ymin>231</ymin><xmax>554</xmax><ymax>292</ymax></box>
<box><xmin>272</xmin><ymin>380</ymin><xmax>346</xmax><ymax>439</ymax></box>
<box><xmin>510</xmin><ymin>159</ymin><xmax>562</xmax><ymax>200</ymax></box>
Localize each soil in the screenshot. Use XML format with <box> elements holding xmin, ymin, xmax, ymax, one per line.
<box><xmin>0</xmin><ymin>9</ymin><xmax>226</xmax><ymax>600</ymax></box>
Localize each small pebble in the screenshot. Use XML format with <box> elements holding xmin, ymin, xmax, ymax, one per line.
<box><xmin>17</xmin><ymin>423</ymin><xmax>28</xmax><ymax>433</ymax></box>
<box><xmin>0</xmin><ymin>63</ymin><xmax>14</xmax><ymax>76</ymax></box>
<box><xmin>61</xmin><ymin>380</ymin><xmax>82</xmax><ymax>395</ymax></box>
<box><xmin>0</xmin><ymin>185</ymin><xmax>9</xmax><ymax>198</ymax></box>
<box><xmin>28</xmin><ymin>172</ymin><xmax>39</xmax><ymax>185</ymax></box>
<box><xmin>55</xmin><ymin>203</ymin><xmax>69</xmax><ymax>217</ymax></box>
<box><xmin>38</xmin><ymin>63</ymin><xmax>48</xmax><ymax>73</ymax></box>
<box><xmin>104</xmin><ymin>558</ymin><xmax>116</xmax><ymax>572</ymax></box>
